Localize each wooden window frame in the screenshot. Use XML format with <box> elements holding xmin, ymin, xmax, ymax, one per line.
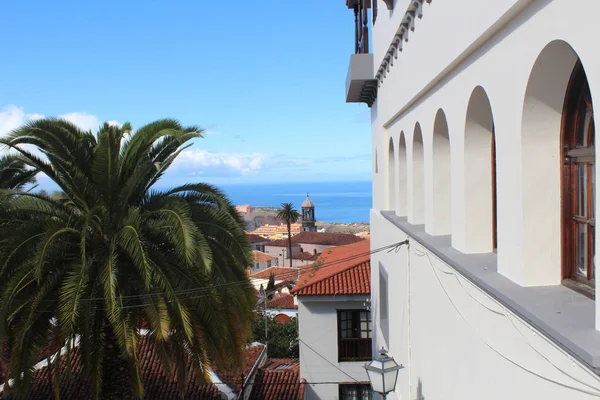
<box><xmin>339</xmin><ymin>383</ymin><xmax>373</xmax><ymax>400</ymax></box>
<box><xmin>561</xmin><ymin>61</ymin><xmax>596</xmax><ymax>296</ymax></box>
<box><xmin>337</xmin><ymin>310</ymin><xmax>372</xmax><ymax>362</ymax></box>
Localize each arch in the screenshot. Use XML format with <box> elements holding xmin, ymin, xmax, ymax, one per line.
<box><xmin>462</xmin><ymin>86</ymin><xmax>496</xmax><ymax>253</ymax></box>
<box><xmin>386</xmin><ymin>137</ymin><xmax>396</xmax><ymax>211</ymax></box>
<box><xmin>430</xmin><ymin>109</ymin><xmax>451</xmax><ymax>235</ymax></box>
<box><xmin>396</xmin><ymin>132</ymin><xmax>408</xmax><ymax>216</ymax></box>
<box><xmin>521</xmin><ymin>40</ymin><xmax>593</xmax><ymax>286</ymax></box>
<box><xmin>410</xmin><ymin>123</ymin><xmax>425</xmax><ymax>224</ymax></box>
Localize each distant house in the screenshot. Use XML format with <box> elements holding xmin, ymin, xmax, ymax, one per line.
<box><xmin>251</xmin><ymin>250</ymin><xmax>278</xmax><ymax>272</ymax></box>
<box><xmin>246</xmin><ymin>233</ymin><xmax>270</xmax><ymax>252</ymax></box>
<box><xmin>265</xmin><ymin>232</ymin><xmax>365</xmax><ymax>267</ymax></box>
<box><xmin>265</xmin><ymin>293</ymin><xmax>298</xmax><ymax>323</ymax></box>
<box><xmin>236</xmin><ymin>204</ymin><xmax>253</xmax><ymax>214</ymax></box>
<box><xmin>249</xmin><ymin>266</ymin><xmax>299</xmax><ymax>293</ymax></box>
<box><xmin>292</xmin><ymin>240</ymin><xmax>372</xmax><ymax>400</ymax></box>
<box><xmin>250</xmin><ymin>223</ymin><xmax>302</xmax><ymax>241</ymax></box>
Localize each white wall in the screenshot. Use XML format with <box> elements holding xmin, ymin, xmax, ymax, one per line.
<box><xmin>371</xmin><ymin>212</ymin><xmax>600</xmax><ymax>400</ymax></box>
<box><xmin>298</xmin><ymin>297</ymin><xmax>370</xmax><ymax>400</ymax></box>
<box><xmin>264</xmin><ymin>244</ymin><xmax>301</xmax><ymax>267</ymax></box>
<box><xmin>367</xmin><ymin>0</ymin><xmax>600</xmax><ymax>398</ymax></box>
<box><xmin>372</xmin><ymin>0</ymin><xmax>600</xmax><ymax>292</ymax></box>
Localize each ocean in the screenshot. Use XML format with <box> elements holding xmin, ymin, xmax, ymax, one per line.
<box><xmin>218</xmin><ymin>181</ymin><xmax>372</xmax><ymax>224</ymax></box>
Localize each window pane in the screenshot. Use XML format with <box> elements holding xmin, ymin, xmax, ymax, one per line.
<box><xmin>341</xmin><ymin>386</ymin><xmax>358</xmax><ymax>400</ymax></box>
<box><xmin>578</xmin><ymin>223</ymin><xmax>588</xmax><ymax>276</ymax></box>
<box><xmin>362</xmin><ymin>386</ymin><xmax>373</xmax><ymax>400</ymax></box>
<box><xmin>578</xmin><ymin>164</ymin><xmax>587</xmax><ymax>217</ymax></box>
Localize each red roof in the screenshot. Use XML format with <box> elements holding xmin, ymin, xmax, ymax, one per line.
<box><xmin>250</xmin><ymin>266</ymin><xmax>299</xmax><ymax>282</ymax></box>
<box><xmin>267</xmin><ymin>294</ymin><xmax>297</xmax><ymax>310</ymax></box>
<box><xmin>0</xmin><ymin>339</ymin><xmax>265</xmax><ymax>400</ymax></box>
<box><xmin>291</xmin><ymin>240</ymin><xmax>371</xmax><ymax>296</ymax></box>
<box><xmin>253</xmin><ymin>250</ymin><xmax>278</xmax><ymax>262</ymax></box>
<box><xmin>249</xmin><ymin>359</ymin><xmax>305</xmax><ymax>400</ymax></box>
<box><xmin>267</xmin><ymin>232</ymin><xmax>364</xmax><ymax>247</ymax></box>
<box><xmin>247</xmin><ymin>233</ymin><xmax>269</xmax><ymax>243</ymax></box>
<box><xmin>292</xmin><ymin>251</ymin><xmax>320</xmax><ymax>261</ymax></box>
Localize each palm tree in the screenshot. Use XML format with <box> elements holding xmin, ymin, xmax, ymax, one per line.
<box><xmin>276</xmin><ymin>203</ymin><xmax>300</xmax><ymax>268</ymax></box>
<box><xmin>0</xmin><ymin>118</ymin><xmax>256</xmax><ymax>399</ymax></box>
<box><xmin>0</xmin><ymin>154</ymin><xmax>37</xmax><ymax>190</ymax></box>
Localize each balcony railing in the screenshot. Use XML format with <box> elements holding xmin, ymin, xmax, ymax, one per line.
<box><xmin>338</xmin><ymin>337</ymin><xmax>372</xmax><ymax>362</ymax></box>
<box><xmin>349</xmin><ymin>0</ymin><xmax>370</xmax><ymax>54</ymax></box>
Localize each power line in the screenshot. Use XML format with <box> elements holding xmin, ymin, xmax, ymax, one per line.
<box><xmin>2</xmin><ymin>240</ymin><xmax>406</xmax><ymax>310</ymax></box>
<box><xmin>298</xmin><ymin>338</ymin><xmax>362</xmax><ymax>384</ymax></box>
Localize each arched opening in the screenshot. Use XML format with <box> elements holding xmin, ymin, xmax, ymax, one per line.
<box><xmin>386</xmin><ymin>138</ymin><xmax>396</xmax><ymax>211</ymax></box>
<box><xmin>521</xmin><ymin>40</ymin><xmax>590</xmax><ymax>287</ymax></box>
<box><xmin>430</xmin><ymin>109</ymin><xmax>451</xmax><ymax>235</ymax></box>
<box><xmin>410</xmin><ymin>123</ymin><xmax>425</xmax><ymax>224</ymax></box>
<box><xmin>397</xmin><ymin>132</ymin><xmax>408</xmax><ymax>216</ymax></box>
<box><xmin>462</xmin><ymin>86</ymin><xmax>496</xmax><ymax>253</ymax></box>
<box><xmin>563</xmin><ymin>62</ymin><xmax>595</xmax><ymax>288</ymax></box>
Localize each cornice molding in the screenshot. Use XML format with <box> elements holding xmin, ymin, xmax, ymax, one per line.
<box><xmin>376</xmin><ymin>0</ymin><xmax>432</xmax><ymax>86</ymax></box>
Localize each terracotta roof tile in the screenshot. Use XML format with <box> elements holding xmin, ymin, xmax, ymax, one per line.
<box><xmin>0</xmin><ymin>339</ymin><xmax>265</xmax><ymax>400</ymax></box>
<box><xmin>253</xmin><ymin>251</ymin><xmax>278</xmax><ymax>262</ymax></box>
<box><xmin>247</xmin><ymin>233</ymin><xmax>270</xmax><ymax>243</ymax></box>
<box><xmin>266</xmin><ymin>294</ymin><xmax>297</xmax><ymax>310</ymax></box>
<box><xmin>292</xmin><ymin>251</ymin><xmax>320</xmax><ymax>261</ymax></box>
<box><xmin>291</xmin><ymin>240</ymin><xmax>371</xmax><ymax>296</ymax></box>
<box><xmin>268</xmin><ymin>232</ymin><xmax>364</xmax><ymax>247</ymax></box>
<box><xmin>250</xmin><ymin>266</ymin><xmax>299</xmax><ymax>281</ymax></box>
<box><xmin>249</xmin><ymin>359</ymin><xmax>304</xmax><ymax>400</ymax></box>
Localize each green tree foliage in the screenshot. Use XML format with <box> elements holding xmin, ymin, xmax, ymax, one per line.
<box><xmin>252</xmin><ymin>311</ymin><xmax>299</xmax><ymax>358</ymax></box>
<box><xmin>0</xmin><ymin>154</ymin><xmax>38</xmax><ymax>190</ymax></box>
<box><xmin>276</xmin><ymin>203</ymin><xmax>300</xmax><ymax>268</ymax></box>
<box><xmin>266</xmin><ymin>272</ymin><xmax>276</xmax><ymax>292</ymax></box>
<box><xmin>0</xmin><ymin>118</ymin><xmax>256</xmax><ymax>399</ymax></box>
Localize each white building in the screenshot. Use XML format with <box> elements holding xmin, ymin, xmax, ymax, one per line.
<box><xmin>293</xmin><ymin>240</ymin><xmax>373</xmax><ymax>400</ymax></box>
<box><xmin>343</xmin><ymin>0</ymin><xmax>600</xmax><ymax>399</ymax></box>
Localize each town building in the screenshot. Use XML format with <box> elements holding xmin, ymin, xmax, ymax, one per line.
<box><xmin>249</xmin><ymin>266</ymin><xmax>299</xmax><ymax>293</ymax></box>
<box><xmin>292</xmin><ymin>240</ymin><xmax>372</xmax><ymax>400</ymax></box>
<box><xmin>250</xmin><ymin>223</ymin><xmax>302</xmax><ymax>241</ymax></box>
<box><xmin>250</xmin><ymin>250</ymin><xmax>278</xmax><ymax>272</ymax></box>
<box><xmin>265</xmin><ymin>293</ymin><xmax>298</xmax><ymax>323</ymax></box>
<box><xmin>249</xmin><ymin>359</ymin><xmax>305</xmax><ymax>400</ymax></box>
<box><xmin>246</xmin><ymin>233</ymin><xmax>271</xmax><ymax>252</ymax></box>
<box><xmin>343</xmin><ymin>0</ymin><xmax>600</xmax><ymax>399</ymax></box>
<box><xmin>265</xmin><ymin>232</ymin><xmax>365</xmax><ymax>267</ymax></box>
<box><xmin>236</xmin><ymin>204</ymin><xmax>253</xmax><ymax>214</ymax></box>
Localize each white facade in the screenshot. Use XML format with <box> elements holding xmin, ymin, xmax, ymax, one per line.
<box><xmin>298</xmin><ymin>296</ymin><xmax>371</xmax><ymax>400</ymax></box>
<box><xmin>354</xmin><ymin>0</ymin><xmax>600</xmax><ymax>399</ymax></box>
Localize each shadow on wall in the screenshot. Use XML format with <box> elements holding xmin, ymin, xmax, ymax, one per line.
<box><xmin>417</xmin><ymin>378</ymin><xmax>425</xmax><ymax>400</ymax></box>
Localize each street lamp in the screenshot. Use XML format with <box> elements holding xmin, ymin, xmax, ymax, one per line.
<box><xmin>364</xmin><ymin>347</ymin><xmax>403</xmax><ymax>399</ymax></box>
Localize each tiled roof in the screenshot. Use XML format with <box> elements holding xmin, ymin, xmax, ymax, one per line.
<box><xmin>249</xmin><ymin>359</ymin><xmax>305</xmax><ymax>400</ymax></box>
<box><xmin>250</xmin><ymin>266</ymin><xmax>299</xmax><ymax>282</ymax></box>
<box><xmin>292</xmin><ymin>251</ymin><xmax>320</xmax><ymax>261</ymax></box>
<box><xmin>253</xmin><ymin>250</ymin><xmax>278</xmax><ymax>262</ymax></box>
<box><xmin>0</xmin><ymin>339</ymin><xmax>264</xmax><ymax>400</ymax></box>
<box><xmin>267</xmin><ymin>294</ymin><xmax>297</xmax><ymax>310</ymax></box>
<box><xmin>291</xmin><ymin>240</ymin><xmax>371</xmax><ymax>296</ymax></box>
<box><xmin>262</xmin><ymin>359</ymin><xmax>300</xmax><ymax>370</ymax></box>
<box><xmin>268</xmin><ymin>232</ymin><xmax>365</xmax><ymax>247</ymax></box>
<box><xmin>247</xmin><ymin>233</ymin><xmax>270</xmax><ymax>243</ymax></box>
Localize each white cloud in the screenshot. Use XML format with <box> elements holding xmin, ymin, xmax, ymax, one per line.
<box><xmin>0</xmin><ymin>105</ymin><xmax>122</xmax><ymax>137</ymax></box>
<box><xmin>58</xmin><ymin>112</ymin><xmax>100</xmax><ymax>132</ymax></box>
<box><xmin>174</xmin><ymin>149</ymin><xmax>268</xmax><ymax>176</ymax></box>
<box><xmin>0</xmin><ymin>105</ymin><xmax>45</xmax><ymax>136</ymax></box>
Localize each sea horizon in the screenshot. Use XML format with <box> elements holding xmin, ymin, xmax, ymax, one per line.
<box><xmin>217</xmin><ymin>180</ymin><xmax>372</xmax><ymax>224</ymax></box>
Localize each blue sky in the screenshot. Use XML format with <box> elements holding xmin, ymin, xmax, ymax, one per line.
<box><xmin>0</xmin><ymin>0</ymin><xmax>371</xmax><ymax>186</ymax></box>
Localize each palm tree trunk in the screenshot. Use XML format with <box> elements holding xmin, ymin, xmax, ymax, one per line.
<box><xmin>287</xmin><ymin>221</ymin><xmax>293</xmax><ymax>268</ymax></box>
<box><xmin>100</xmin><ymin>322</ymin><xmax>133</xmax><ymax>400</ymax></box>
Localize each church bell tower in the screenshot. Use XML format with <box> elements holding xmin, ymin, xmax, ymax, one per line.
<box><xmin>301</xmin><ymin>194</ymin><xmax>317</xmax><ymax>232</ymax></box>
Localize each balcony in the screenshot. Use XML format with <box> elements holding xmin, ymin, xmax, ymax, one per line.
<box><xmin>345</xmin><ymin>53</ymin><xmax>377</xmax><ymax>107</ymax></box>
<box><xmin>338</xmin><ymin>337</ymin><xmax>372</xmax><ymax>362</ymax></box>
<box><xmin>344</xmin><ymin>0</ymin><xmax>377</xmax><ymax>106</ymax></box>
